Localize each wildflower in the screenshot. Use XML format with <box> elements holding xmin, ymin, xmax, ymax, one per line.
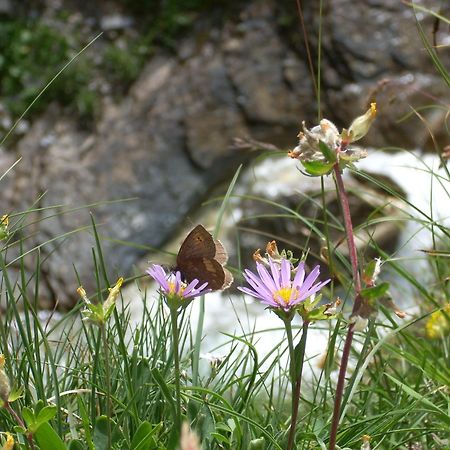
<box><xmin>238</xmin><ymin>258</ymin><xmax>330</xmax><ymax>312</ymax></box>
<box><xmin>180</xmin><ymin>422</ymin><xmax>201</xmax><ymax>450</ymax></box>
<box><xmin>79</xmin><ymin>278</ymin><xmax>124</xmax><ymax>325</ymax></box>
<box><xmin>425</xmin><ymin>304</ymin><xmax>450</xmax><ymax>339</ymax></box>
<box><xmin>0</xmin><ymin>355</ymin><xmax>11</xmax><ymax>405</ymax></box>
<box><xmin>1</xmin><ymin>433</ymin><xmax>14</xmax><ymax>450</ymax></box>
<box><xmin>288</xmin><ymin>119</ymin><xmax>341</xmax><ymax>167</ymax></box>
<box><xmin>146</xmin><ymin>264</ymin><xmax>210</xmax><ymax>310</ymax></box>
<box><xmin>289</xmin><ymin>103</ymin><xmax>376</xmax><ymax>176</ymax></box>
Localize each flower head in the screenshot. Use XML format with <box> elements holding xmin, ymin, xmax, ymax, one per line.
<box><xmin>238</xmin><ymin>258</ymin><xmax>330</xmax><ymax>312</ymax></box>
<box><xmin>288</xmin><ymin>104</ymin><xmax>376</xmax><ymax>176</ymax></box>
<box><xmin>146</xmin><ymin>264</ymin><xmax>210</xmax><ymax>309</ymax></box>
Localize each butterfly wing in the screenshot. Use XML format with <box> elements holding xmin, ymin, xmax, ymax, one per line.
<box><xmin>176</xmin><ymin>224</ymin><xmax>233</xmax><ymax>290</ymax></box>
<box><xmin>178</xmin><ymin>257</ymin><xmax>225</xmax><ymax>290</ymax></box>
<box><xmin>177</xmin><ymin>225</ymin><xmax>216</xmax><ymax>261</ymax></box>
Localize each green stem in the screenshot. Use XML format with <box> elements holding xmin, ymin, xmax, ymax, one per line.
<box><xmin>284</xmin><ymin>318</ymin><xmax>296</xmax><ymax>383</ymax></box>
<box><xmin>286</xmin><ymin>320</ymin><xmax>310</xmax><ymax>450</ymax></box>
<box><xmin>192</xmin><ymin>295</ymin><xmax>205</xmax><ymax>386</ymax></box>
<box><xmin>100</xmin><ymin>324</ymin><xmax>112</xmax><ymax>450</ymax></box>
<box><xmin>170</xmin><ymin>308</ymin><xmax>182</xmax><ymax>431</ymax></box>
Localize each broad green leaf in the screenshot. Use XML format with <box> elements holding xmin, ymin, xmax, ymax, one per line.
<box><xmin>34</xmin><ymin>422</ymin><xmax>66</xmax><ymax>450</ymax></box>
<box><xmin>93</xmin><ymin>416</ymin><xmax>124</xmax><ymax>450</ymax></box>
<box><xmin>36</xmin><ymin>406</ymin><xmax>57</xmax><ymax>427</ymax></box>
<box><xmin>21</xmin><ymin>407</ymin><xmax>35</xmax><ymax>429</ymax></box>
<box><xmin>301</xmin><ymin>160</ymin><xmax>334</xmax><ymax>176</ymax></box>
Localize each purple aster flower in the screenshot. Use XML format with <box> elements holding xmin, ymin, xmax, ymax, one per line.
<box><xmin>238</xmin><ymin>258</ymin><xmax>330</xmax><ymax>311</ymax></box>
<box><xmin>146</xmin><ymin>264</ymin><xmax>210</xmax><ymax>301</ymax></box>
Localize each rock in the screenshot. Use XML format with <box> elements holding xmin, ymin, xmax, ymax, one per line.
<box><xmin>306</xmin><ymin>0</ymin><xmax>450</xmax><ymax>150</ymax></box>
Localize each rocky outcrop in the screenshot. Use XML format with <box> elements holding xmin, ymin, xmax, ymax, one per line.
<box><xmin>0</xmin><ymin>0</ymin><xmax>447</xmax><ymax>306</ymax></box>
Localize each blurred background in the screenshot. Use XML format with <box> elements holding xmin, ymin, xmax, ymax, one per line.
<box><xmin>0</xmin><ymin>0</ymin><xmax>448</xmax><ymax>308</ymax></box>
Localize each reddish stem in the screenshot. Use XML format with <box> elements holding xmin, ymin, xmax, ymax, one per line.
<box><xmin>328</xmin><ymin>164</ymin><xmax>362</xmax><ymax>450</ymax></box>
<box><xmin>5</xmin><ymin>402</ymin><xmax>35</xmax><ymax>449</ymax></box>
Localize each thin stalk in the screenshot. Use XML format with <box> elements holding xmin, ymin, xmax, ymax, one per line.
<box><xmin>170</xmin><ymin>308</ymin><xmax>182</xmax><ymax>432</ymax></box>
<box><xmin>192</xmin><ymin>294</ymin><xmax>205</xmax><ymax>386</ymax></box>
<box><xmin>100</xmin><ymin>325</ymin><xmax>112</xmax><ymax>450</ymax></box>
<box><xmin>286</xmin><ymin>320</ymin><xmax>310</xmax><ymax>450</ymax></box>
<box><xmin>5</xmin><ymin>402</ymin><xmax>35</xmax><ymax>449</ymax></box>
<box><xmin>328</xmin><ymin>164</ymin><xmax>362</xmax><ymax>450</ymax></box>
<box><xmin>284</xmin><ymin>319</ymin><xmax>296</xmax><ymax>383</ymax></box>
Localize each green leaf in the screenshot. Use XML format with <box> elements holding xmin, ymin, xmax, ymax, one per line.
<box><xmin>93</xmin><ymin>416</ymin><xmax>124</xmax><ymax>450</ymax></box>
<box><xmin>130</xmin><ymin>421</ymin><xmax>158</xmax><ymax>450</ymax></box>
<box><xmin>34</xmin><ymin>422</ymin><xmax>66</xmax><ymax>450</ymax></box>
<box><xmin>22</xmin><ymin>407</ymin><xmax>35</xmax><ymax>429</ymax></box>
<box><xmin>301</xmin><ymin>160</ymin><xmax>334</xmax><ymax>176</ymax></box>
<box><xmin>36</xmin><ymin>406</ymin><xmax>57</xmax><ymax>427</ymax></box>
<box><xmin>8</xmin><ymin>386</ymin><xmax>24</xmax><ymax>402</ymax></box>
<box><xmin>360</xmin><ymin>282</ymin><xmax>389</xmax><ymax>300</ymax></box>
<box><xmin>318</xmin><ymin>140</ymin><xmax>337</xmax><ymax>162</ymax></box>
<box><xmin>211</xmin><ymin>432</ymin><xmax>230</xmax><ymax>444</ymax></box>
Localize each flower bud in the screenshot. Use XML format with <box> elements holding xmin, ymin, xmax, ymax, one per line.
<box><xmin>102</xmin><ymin>277</ymin><xmax>124</xmax><ymax>318</ymax></box>
<box><xmin>0</xmin><ymin>215</ymin><xmax>9</xmax><ymax>241</ymax></box>
<box><xmin>345</xmin><ymin>103</ymin><xmax>377</xmax><ymax>143</ymax></box>
<box><xmin>0</xmin><ymin>355</ymin><xmax>11</xmax><ymax>405</ymax></box>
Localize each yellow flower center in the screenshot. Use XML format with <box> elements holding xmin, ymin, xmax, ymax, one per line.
<box><xmin>168</xmin><ymin>281</ymin><xmax>185</xmax><ymax>296</ymax></box>
<box><xmin>273</xmin><ymin>287</ymin><xmax>298</xmax><ymax>305</ymax></box>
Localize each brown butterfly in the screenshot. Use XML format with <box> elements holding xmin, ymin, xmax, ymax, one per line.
<box><xmin>176</xmin><ymin>225</ymin><xmax>233</xmax><ymax>291</ymax></box>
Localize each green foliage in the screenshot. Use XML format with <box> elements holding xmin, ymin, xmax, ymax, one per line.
<box><xmin>0</xmin><ymin>19</ymin><xmax>97</xmax><ymax>121</ymax></box>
